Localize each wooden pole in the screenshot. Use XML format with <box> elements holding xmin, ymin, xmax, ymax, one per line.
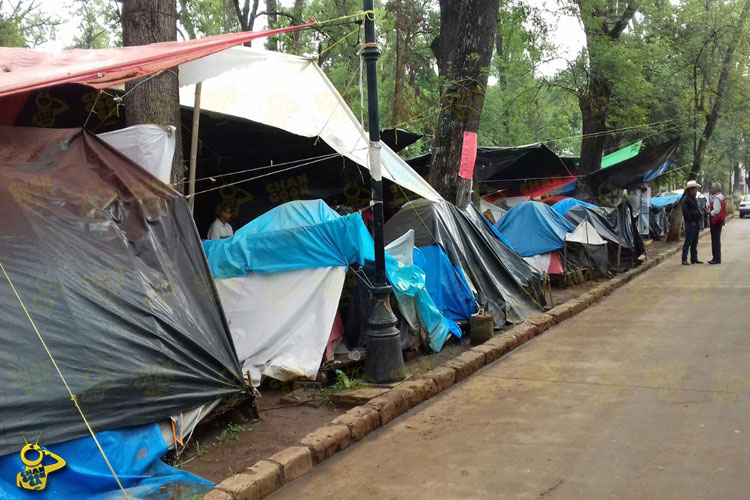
<box><xmin>188</xmin><ymin>81</ymin><xmax>202</xmax><ymax>213</ymax></box>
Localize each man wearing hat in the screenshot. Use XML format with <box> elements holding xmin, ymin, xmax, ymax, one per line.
<box><xmin>681</xmin><ymin>180</ymin><xmax>703</xmax><ymax>265</ymax></box>
<box><xmin>708</xmin><ymin>182</ymin><xmax>726</xmax><ymax>264</ymax></box>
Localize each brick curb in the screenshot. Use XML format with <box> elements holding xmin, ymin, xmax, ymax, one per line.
<box><xmin>204</xmin><ymin>243</ymin><xmax>682</xmax><ymax>499</ymax></box>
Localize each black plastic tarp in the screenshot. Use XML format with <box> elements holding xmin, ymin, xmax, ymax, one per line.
<box><xmin>0</xmin><ymin>127</ymin><xmax>244</xmax><ymax>456</ymax></box>
<box><xmin>650</xmin><ymin>207</ymin><xmax>669</xmax><ymax>239</ymax></box>
<box><xmin>384</xmin><ymin>199</ymin><xmax>544</xmax><ymax>327</ymax></box>
<box><xmin>407</xmin><ymin>144</ymin><xmax>573</xmax><ymax>193</ymax></box>
<box><xmin>564</xmin><ymin>242</ymin><xmax>608</xmax><ymax>276</ymax></box>
<box><xmin>588</xmin><ymin>139</ymin><xmax>680</xmax><ymax>193</ymax></box>
<box><xmin>380</xmin><ymin>128</ymin><xmax>423</xmax><ymax>153</ymax></box>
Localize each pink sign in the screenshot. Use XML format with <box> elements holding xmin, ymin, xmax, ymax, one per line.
<box><xmin>458</xmin><ymin>131</ymin><xmax>478</xmax><ymax>180</ymax></box>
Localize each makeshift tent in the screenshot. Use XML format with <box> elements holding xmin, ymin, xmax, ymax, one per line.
<box><xmin>523</xmin><ymin>252</ymin><xmax>564</xmax><ymax>276</ymax></box>
<box><xmin>384</xmin><ymin>199</ymin><xmax>544</xmax><ymax>327</ymax></box>
<box><xmin>494</xmin><ymin>202</ymin><xmax>576</xmax><ymax>257</ymax></box>
<box><xmin>408</xmin><ymin>143</ymin><xmax>575</xmax><ymax>193</ymax></box>
<box><xmin>177</xmin><ymin>47</ymin><xmax>440</xmax><ymax>203</ymax></box>
<box><xmin>0</xmin><ymin>126</ymin><xmax>245</xmax><ymax>497</ymax></box>
<box><xmin>551</xmin><ymin>198</ymin><xmax>598</xmax><ymax>216</ymax></box>
<box><xmin>564</xmin><ymin>220</ymin><xmax>609</xmax><ymax>276</ymax></box>
<box><xmin>588</xmin><ymin>139</ymin><xmax>680</xmax><ymax>194</ymax></box>
<box><xmin>203</xmin><ymin>200</ymin><xmax>460</xmax><ymax>380</ymax></box>
<box><xmin>380</xmin><ymin>128</ymin><xmax>423</xmax><ymax>152</ymax></box>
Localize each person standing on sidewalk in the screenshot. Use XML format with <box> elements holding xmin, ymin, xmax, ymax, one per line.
<box><xmin>681</xmin><ymin>180</ymin><xmax>703</xmax><ymax>266</ymax></box>
<box><xmin>708</xmin><ymin>182</ymin><xmax>726</xmax><ymax>264</ymax></box>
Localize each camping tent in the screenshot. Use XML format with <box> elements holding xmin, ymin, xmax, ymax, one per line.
<box><xmin>384</xmin><ymin>199</ymin><xmax>544</xmax><ymax>327</ymax></box>
<box><xmin>0</xmin><ymin>126</ymin><xmax>244</xmax><ymax>497</ymax></box>
<box><xmin>494</xmin><ymin>202</ymin><xmax>576</xmax><ymax>258</ymax></box>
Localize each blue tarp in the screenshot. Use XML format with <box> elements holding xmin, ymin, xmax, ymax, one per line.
<box><xmin>413</xmin><ymin>245</ymin><xmax>477</xmax><ymax>322</ymax></box>
<box><xmin>494</xmin><ymin>202</ymin><xmax>576</xmax><ymax>257</ymax></box>
<box><xmin>203</xmin><ymin>200</ymin><xmax>373</xmax><ymax>278</ymax></box>
<box><xmin>551</xmin><ymin>198</ymin><xmax>598</xmax><ymax>215</ymax></box>
<box><xmin>0</xmin><ymin>424</ymin><xmax>211</xmax><ymax>500</ymax></box>
<box><xmin>651</xmin><ymin>194</ymin><xmax>681</xmax><ymax>208</ymax></box>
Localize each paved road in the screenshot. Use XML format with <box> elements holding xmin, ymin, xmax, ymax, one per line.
<box><xmin>271</xmin><ymin>219</ymin><xmax>749</xmax><ymax>500</ymax></box>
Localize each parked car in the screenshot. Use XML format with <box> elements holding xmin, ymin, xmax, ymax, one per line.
<box><xmin>740</xmin><ymin>195</ymin><xmax>750</xmax><ymax>218</ymax></box>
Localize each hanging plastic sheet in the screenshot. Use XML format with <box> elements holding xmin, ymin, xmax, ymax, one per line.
<box><xmin>494</xmin><ymin>202</ymin><xmax>576</xmax><ymax>257</ymax></box>
<box><xmin>98</xmin><ymin>124</ymin><xmax>176</xmax><ymax>184</ymax></box>
<box><xmin>0</xmin><ymin>423</ymin><xmax>212</xmax><ymax>500</ymax></box>
<box><xmin>551</xmin><ymin>198</ymin><xmax>599</xmax><ymax>216</ymax></box>
<box><xmin>0</xmin><ymin>127</ymin><xmax>244</xmax><ymax>456</ymax></box>
<box><xmin>413</xmin><ymin>245</ymin><xmax>476</xmax><ymax>322</ymax></box>
<box><xmin>384</xmin><ymin>199</ymin><xmax>543</xmax><ymax>327</ymax></box>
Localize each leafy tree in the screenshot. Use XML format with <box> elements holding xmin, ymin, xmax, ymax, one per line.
<box><xmin>69</xmin><ymin>0</ymin><xmax>121</xmax><ymax>49</ymax></box>
<box><xmin>0</xmin><ymin>0</ymin><xmax>59</xmax><ymax>47</ymax></box>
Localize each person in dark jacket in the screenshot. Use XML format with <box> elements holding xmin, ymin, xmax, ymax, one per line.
<box><xmin>681</xmin><ymin>180</ymin><xmax>703</xmax><ymax>265</ymax></box>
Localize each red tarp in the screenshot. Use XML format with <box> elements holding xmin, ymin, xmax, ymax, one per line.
<box><xmin>0</xmin><ymin>23</ymin><xmax>314</xmax><ymax>98</ymax></box>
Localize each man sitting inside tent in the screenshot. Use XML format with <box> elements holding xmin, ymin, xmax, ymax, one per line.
<box><xmin>207</xmin><ymin>205</ymin><xmax>234</xmax><ymax>240</ymax></box>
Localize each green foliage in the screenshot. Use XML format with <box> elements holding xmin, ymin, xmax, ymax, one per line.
<box><xmin>0</xmin><ymin>0</ymin><xmax>59</xmax><ymax>47</ymax></box>
<box><xmin>318</xmin><ymin>369</ymin><xmax>369</xmax><ymax>408</ymax></box>
<box><xmin>68</xmin><ymin>0</ymin><xmax>121</xmax><ymax>49</ymax></box>
<box><xmin>192</xmin><ymin>440</ymin><xmax>208</xmax><ymax>457</ymax></box>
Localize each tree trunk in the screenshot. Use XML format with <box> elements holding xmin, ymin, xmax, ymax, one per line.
<box><xmin>122</xmin><ymin>0</ymin><xmax>184</xmax><ymax>188</ymax></box>
<box><xmin>430</xmin><ymin>0</ymin><xmax>499</xmax><ymax>208</ymax></box>
<box><xmin>390</xmin><ymin>0</ymin><xmax>407</xmax><ymax>124</ymax></box>
<box><xmin>689</xmin><ymin>0</ymin><xmax>750</xmax><ymax>180</ymax></box>
<box><xmin>265</xmin><ymin>0</ymin><xmax>278</xmax><ymax>51</ymax></box>
<box><xmin>430</xmin><ymin>1</ymin><xmax>460</xmax><ymax>86</ymax></box>
<box><xmin>577</xmin><ymin>77</ymin><xmax>611</xmax><ymax>197</ymax></box>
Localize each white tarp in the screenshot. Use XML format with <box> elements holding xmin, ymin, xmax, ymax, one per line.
<box><xmin>99</xmin><ymin>124</ymin><xmax>176</xmax><ymax>184</ymax></box>
<box><xmin>565</xmin><ymin>220</ymin><xmax>606</xmax><ymax>245</ymax></box>
<box><xmin>214</xmin><ymin>266</ymin><xmax>346</xmax><ymax>385</ymax></box>
<box><xmin>177</xmin><ymin>47</ymin><xmax>441</xmax><ymax>202</ymax></box>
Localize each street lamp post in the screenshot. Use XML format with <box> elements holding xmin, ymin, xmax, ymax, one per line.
<box><xmin>361</xmin><ymin>0</ymin><xmax>405</xmax><ymax>384</ymax></box>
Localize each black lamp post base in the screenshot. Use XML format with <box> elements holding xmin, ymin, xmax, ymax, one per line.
<box><xmin>364</xmin><ymin>285</ymin><xmax>405</xmax><ymax>384</ymax></box>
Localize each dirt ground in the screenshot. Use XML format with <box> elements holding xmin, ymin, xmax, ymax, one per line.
<box><xmin>180</xmin><ymin>236</ymin><xmax>682</xmax><ymax>485</ymax></box>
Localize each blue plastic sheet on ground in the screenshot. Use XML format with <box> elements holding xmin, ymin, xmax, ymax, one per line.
<box><xmin>651</xmin><ymin>194</ymin><xmax>681</xmax><ymax>208</ymax></box>
<box><xmin>494</xmin><ymin>201</ymin><xmax>576</xmax><ymax>257</ymax></box>
<box><xmin>551</xmin><ymin>198</ymin><xmax>598</xmax><ymax>215</ymax></box>
<box><xmin>413</xmin><ymin>245</ymin><xmax>476</xmax><ymax>322</ymax></box>
<box><xmin>0</xmin><ymin>423</ymin><xmax>212</xmax><ymax>500</ymax></box>
<box><xmin>203</xmin><ymin>200</ymin><xmax>372</xmax><ymax>278</ymax></box>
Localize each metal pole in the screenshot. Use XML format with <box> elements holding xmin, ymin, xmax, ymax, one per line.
<box><xmin>188</xmin><ymin>82</ymin><xmax>202</xmax><ymax>213</ymax></box>
<box><xmin>361</xmin><ymin>1</ymin><xmax>405</xmax><ymax>383</ymax></box>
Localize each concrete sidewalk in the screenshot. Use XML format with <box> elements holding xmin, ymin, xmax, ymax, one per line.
<box><xmin>270</xmin><ymin>219</ymin><xmax>750</xmax><ymax>500</ymax></box>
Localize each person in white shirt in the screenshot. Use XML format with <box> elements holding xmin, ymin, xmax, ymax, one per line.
<box><xmin>207</xmin><ymin>206</ymin><xmax>234</xmax><ymax>240</ymax></box>
<box><xmin>708</xmin><ymin>182</ymin><xmax>726</xmax><ymax>264</ymax></box>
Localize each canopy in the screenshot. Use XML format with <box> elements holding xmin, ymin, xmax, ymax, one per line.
<box><xmin>651</xmin><ymin>193</ymin><xmax>681</xmax><ymax>208</ymax></box>
<box><xmin>0</xmin><ymin>23</ymin><xmax>313</xmax><ymax>98</ymax></box>
<box><xmin>0</xmin><ymin>126</ymin><xmax>244</xmax><ymax>455</ymax></box>
<box><xmin>588</xmin><ymin>139</ymin><xmax>680</xmax><ymax>193</ymax></box>
<box><xmin>494</xmin><ymin>202</ymin><xmax>576</xmax><ymax>257</ymax></box>
<box><xmin>601</xmin><ymin>140</ymin><xmax>643</xmax><ymax>169</ymax></box>
<box><xmin>177</xmin><ymin>47</ymin><xmax>441</xmax><ymax>203</ymax></box>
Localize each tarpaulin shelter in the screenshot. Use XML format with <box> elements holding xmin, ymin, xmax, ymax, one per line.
<box><xmin>494</xmin><ymin>202</ymin><xmax>576</xmax><ymax>258</ymax></box>
<box><xmin>384</xmin><ymin>199</ymin><xmax>544</xmax><ymax>327</ymax></box>
<box><xmin>588</xmin><ymin>139</ymin><xmax>680</xmax><ymax>194</ymax></box>
<box><xmin>601</xmin><ymin>140</ymin><xmax>643</xmax><ymax>169</ymax></box>
<box><xmin>408</xmin><ymin>143</ymin><xmax>575</xmax><ymax>194</ymax></box>
<box><xmin>203</xmin><ymin>200</ymin><xmax>460</xmax><ymax>379</ymax></box>
<box><xmin>0</xmin><ymin>126</ymin><xmax>245</xmax><ymax>496</ymax></box>
<box><xmin>177</xmin><ymin>47</ymin><xmax>440</xmax><ymax>205</ymax></box>
<box><xmin>564</xmin><ymin>220</ymin><xmax>609</xmax><ymax>276</ymax></box>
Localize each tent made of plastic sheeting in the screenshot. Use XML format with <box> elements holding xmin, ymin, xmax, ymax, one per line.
<box><xmin>0</xmin><ymin>127</ymin><xmax>244</xmax><ymax>456</ymax></box>
<box><xmin>588</xmin><ymin>139</ymin><xmax>680</xmax><ymax>194</ymax></box>
<box><xmin>385</xmin><ymin>230</ymin><xmax>463</xmax><ymax>353</ymax></box>
<box><xmin>0</xmin><ymin>423</ymin><xmax>212</xmax><ymax>499</ymax></box>
<box><xmin>564</xmin><ymin>220</ymin><xmax>609</xmax><ymax>276</ymax></box>
<box><xmin>523</xmin><ymin>252</ymin><xmax>563</xmax><ymax>276</ymax></box>
<box><xmin>177</xmin><ymin>47</ymin><xmax>441</xmax><ymax>203</ymax></box>
<box><xmin>650</xmin><ymin>206</ymin><xmax>670</xmax><ymax>239</ymax></box>
<box><xmin>99</xmin><ymin>124</ymin><xmax>176</xmax><ymax>184</ymax></box>
<box><xmin>651</xmin><ymin>193</ymin><xmax>682</xmax><ymax>208</ymax></box>
<box><xmin>203</xmin><ymin>200</ymin><xmax>460</xmax><ymax>381</ymax></box>
<box><xmin>384</xmin><ymin>199</ymin><xmax>544</xmax><ymax>328</ymax></box>
<box><xmin>494</xmin><ymin>202</ymin><xmax>576</xmax><ymax>257</ymax></box>
<box><xmin>551</xmin><ymin>198</ymin><xmax>599</xmax><ymax>216</ymax></box>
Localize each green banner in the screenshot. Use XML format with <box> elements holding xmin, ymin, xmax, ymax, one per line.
<box><xmin>601</xmin><ymin>140</ymin><xmax>643</xmax><ymax>169</ymax></box>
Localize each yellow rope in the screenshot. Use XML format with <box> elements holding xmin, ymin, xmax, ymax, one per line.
<box><xmin>0</xmin><ymin>259</ymin><xmax>130</xmax><ymax>500</ymax></box>
<box><xmin>319</xmin><ymin>24</ymin><xmax>361</xmax><ymax>58</ymax></box>
<box><xmin>313</xmin><ymin>10</ymin><xmax>375</xmax><ymax>27</ymax></box>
